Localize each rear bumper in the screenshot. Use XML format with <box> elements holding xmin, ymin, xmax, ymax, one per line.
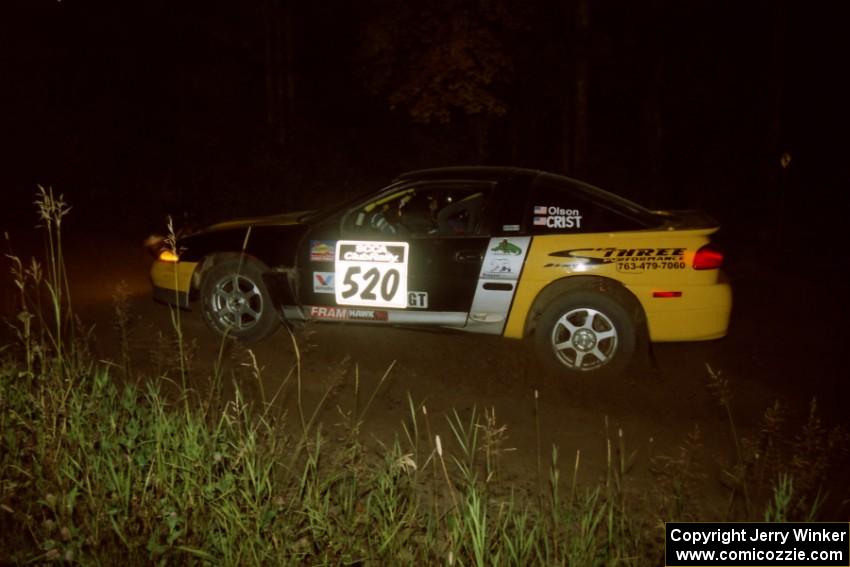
<box><xmin>633</xmin><ymin>280</ymin><xmax>732</xmax><ymax>342</ymax></box>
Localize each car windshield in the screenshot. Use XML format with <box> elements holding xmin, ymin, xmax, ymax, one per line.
<box><xmin>297</xmin><ymin>181</ymin><xmax>409</xmax><ymax>224</ymax></box>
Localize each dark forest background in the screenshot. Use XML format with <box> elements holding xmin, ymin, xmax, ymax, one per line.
<box><xmin>2</xmin><ymin>0</ymin><xmax>846</xmax><ymax>255</ymax></box>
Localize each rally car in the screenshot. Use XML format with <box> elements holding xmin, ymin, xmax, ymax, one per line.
<box><xmin>149</xmin><ymin>167</ymin><xmax>731</xmax><ymax>377</ymax></box>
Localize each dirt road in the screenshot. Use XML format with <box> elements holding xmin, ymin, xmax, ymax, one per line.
<box><xmin>5</xmin><ymin>229</ymin><xmax>848</xmax><ymax>517</ymax></box>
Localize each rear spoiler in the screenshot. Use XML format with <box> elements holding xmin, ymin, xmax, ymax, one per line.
<box><xmin>653</xmin><ymin>209</ymin><xmax>719</xmax><ymax>230</ymax></box>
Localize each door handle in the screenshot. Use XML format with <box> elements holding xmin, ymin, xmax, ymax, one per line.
<box><xmin>455</xmin><ymin>250</ymin><xmax>482</xmax><ymax>263</ymax></box>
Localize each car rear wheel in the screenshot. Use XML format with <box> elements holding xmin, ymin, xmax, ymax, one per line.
<box><xmin>200</xmin><ymin>257</ymin><xmax>279</xmax><ymax>343</ymax></box>
<box><xmin>534</xmin><ymin>289</ymin><xmax>637</xmax><ymax>377</ymax></box>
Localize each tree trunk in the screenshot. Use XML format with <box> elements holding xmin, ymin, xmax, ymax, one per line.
<box><xmin>642</xmin><ymin>0</ymin><xmax>665</xmax><ymax>207</ymax></box>
<box><xmin>277</xmin><ymin>1</ymin><xmax>295</xmax><ymax>150</ymax></box>
<box><xmin>263</xmin><ymin>0</ymin><xmax>277</xmax><ymax>132</ymax></box>
<box><xmin>572</xmin><ymin>0</ymin><xmax>590</xmax><ymax>178</ymax></box>
<box><xmin>263</xmin><ymin>0</ymin><xmax>294</xmax><ymax>153</ymax></box>
<box><xmin>768</xmin><ymin>0</ymin><xmax>788</xmax><ymax>246</ymax></box>
<box><xmin>474</xmin><ymin>113</ymin><xmax>489</xmax><ymax>161</ymax></box>
<box><xmin>560</xmin><ymin>7</ymin><xmax>572</xmax><ymax>175</ymax></box>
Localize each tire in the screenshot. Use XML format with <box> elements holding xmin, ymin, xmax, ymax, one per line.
<box><xmin>534</xmin><ymin>289</ymin><xmax>637</xmax><ymax>378</ymax></box>
<box><xmin>200</xmin><ymin>257</ymin><xmax>280</xmax><ymax>343</ymax></box>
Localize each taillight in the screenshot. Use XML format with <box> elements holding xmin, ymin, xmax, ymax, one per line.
<box><xmin>693</xmin><ymin>244</ymin><xmax>723</xmax><ymax>270</ymax></box>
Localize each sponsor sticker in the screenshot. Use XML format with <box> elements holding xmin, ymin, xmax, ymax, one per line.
<box><xmin>408</xmin><ymin>291</ymin><xmax>428</xmax><ymax>308</ymax></box>
<box><xmin>335</xmin><ymin>240</ymin><xmax>409</xmax><ymax>308</ymax></box>
<box><xmin>308</xmin><ymin>306</ymin><xmax>388</xmax><ymax>321</ymax></box>
<box><xmin>313</xmin><ymin>272</ymin><xmax>334</xmax><ymax>294</ymax></box>
<box><xmin>310</xmin><ymin>240</ymin><xmax>335</xmax><ymax>262</ymax></box>
<box><xmin>546</xmin><ymin>247</ymin><xmax>688</xmax><ymax>273</ymax></box>
<box><xmin>490</xmin><ymin>239</ymin><xmax>523</xmax><ymax>255</ymax></box>
<box><xmin>484</xmin><ymin>257</ymin><xmax>513</xmax><ymax>277</ymax></box>
<box><xmin>533</xmin><ymin>205</ymin><xmax>583</xmax><ymax>229</ymax></box>
<box><xmin>481</xmin><ymin>237</ymin><xmax>530</xmax><ymax>280</ymax></box>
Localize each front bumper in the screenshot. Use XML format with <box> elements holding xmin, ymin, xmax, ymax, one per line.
<box><xmin>153</xmin><ymin>286</ymin><xmax>190</xmax><ymax>308</ymax></box>
<box><xmin>150</xmin><ymin>259</ymin><xmax>198</xmax><ymax>308</ymax></box>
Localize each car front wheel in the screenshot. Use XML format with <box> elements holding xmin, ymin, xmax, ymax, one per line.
<box><xmin>200</xmin><ymin>257</ymin><xmax>280</xmax><ymax>343</ymax></box>
<box><xmin>534</xmin><ymin>289</ymin><xmax>637</xmax><ymax>377</ymax></box>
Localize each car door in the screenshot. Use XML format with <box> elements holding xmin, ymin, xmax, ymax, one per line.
<box><xmin>295</xmin><ymin>181</ymin><xmax>497</xmax><ymax>326</ymax></box>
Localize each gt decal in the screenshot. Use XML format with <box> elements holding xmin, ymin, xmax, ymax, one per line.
<box><xmin>335</xmin><ymin>241</ymin><xmax>409</xmax><ymax>308</ymax></box>
<box><xmin>408</xmin><ymin>291</ymin><xmax>428</xmax><ymax>308</ymax></box>
<box><xmin>546</xmin><ymin>247</ymin><xmax>687</xmax><ymax>272</ymax></box>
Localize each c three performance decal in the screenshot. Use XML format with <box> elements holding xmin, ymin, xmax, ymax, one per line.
<box><xmin>546</xmin><ymin>247</ymin><xmax>687</xmax><ymax>272</ymax></box>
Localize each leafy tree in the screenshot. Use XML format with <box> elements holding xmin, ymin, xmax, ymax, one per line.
<box><xmin>358</xmin><ymin>0</ymin><xmax>527</xmax><ymax>124</ymax></box>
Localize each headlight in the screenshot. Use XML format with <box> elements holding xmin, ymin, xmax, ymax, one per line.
<box><xmin>158</xmin><ymin>249</ymin><xmax>179</xmax><ymax>263</ymax></box>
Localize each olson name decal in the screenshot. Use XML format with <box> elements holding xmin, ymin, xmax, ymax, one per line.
<box><xmin>533</xmin><ymin>206</ymin><xmax>583</xmax><ymax>229</ymax></box>
<box><xmin>546</xmin><ymin>247</ymin><xmax>687</xmax><ymax>272</ymax></box>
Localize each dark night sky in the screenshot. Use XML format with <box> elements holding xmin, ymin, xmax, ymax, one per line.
<box><xmin>2</xmin><ymin>0</ymin><xmax>846</xmax><ymax>248</ymax></box>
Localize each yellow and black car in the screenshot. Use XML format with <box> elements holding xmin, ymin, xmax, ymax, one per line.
<box><xmin>150</xmin><ymin>167</ymin><xmax>731</xmax><ymax>377</ymax></box>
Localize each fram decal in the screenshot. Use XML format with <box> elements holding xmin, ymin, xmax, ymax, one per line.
<box><xmin>308</xmin><ymin>306</ymin><xmax>388</xmax><ymax>321</ymax></box>
<box><xmin>546</xmin><ymin>247</ymin><xmax>688</xmax><ymax>272</ymax></box>
<box><xmin>310</xmin><ymin>240</ymin><xmax>335</xmax><ymax>262</ymax></box>
<box><xmin>313</xmin><ymin>272</ymin><xmax>334</xmax><ymax>294</ymax></box>
<box><xmin>533</xmin><ymin>205</ymin><xmax>582</xmax><ymax>229</ymax></box>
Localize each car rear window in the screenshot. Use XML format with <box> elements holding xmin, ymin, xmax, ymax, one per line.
<box><xmin>528</xmin><ymin>174</ymin><xmax>661</xmax><ymax>234</ymax></box>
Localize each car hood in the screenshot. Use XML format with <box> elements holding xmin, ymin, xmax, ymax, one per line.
<box><xmin>206</xmin><ymin>210</ymin><xmax>314</xmax><ymax>231</ymax></box>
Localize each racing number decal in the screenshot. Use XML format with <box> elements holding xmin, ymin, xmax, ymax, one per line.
<box><xmin>340</xmin><ymin>266</ymin><xmax>400</xmax><ymax>301</ymax></box>
<box><xmin>335</xmin><ymin>241</ymin><xmax>409</xmax><ymax>308</ymax></box>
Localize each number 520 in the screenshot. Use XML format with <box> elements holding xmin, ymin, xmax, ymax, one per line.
<box><xmin>339</xmin><ymin>266</ymin><xmax>402</xmax><ymax>305</ymax></box>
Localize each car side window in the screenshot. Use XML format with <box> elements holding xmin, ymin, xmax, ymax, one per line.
<box><xmin>528</xmin><ymin>178</ymin><xmax>643</xmax><ymax>234</ymax></box>
<box><xmin>344</xmin><ymin>184</ymin><xmax>493</xmax><ymax>238</ymax></box>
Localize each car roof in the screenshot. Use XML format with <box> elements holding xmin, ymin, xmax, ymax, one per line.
<box><xmin>395</xmin><ymin>166</ymin><xmax>663</xmax><ymax>228</ymax></box>
<box><xmin>394</xmin><ymin>166</ymin><xmax>542</xmax><ymax>183</ymax></box>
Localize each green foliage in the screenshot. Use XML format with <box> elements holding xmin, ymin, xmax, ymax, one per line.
<box><xmin>705</xmin><ymin>365</ymin><xmax>848</xmax><ymax>522</ymax></box>
<box><xmin>2</xmin><ymin>188</ymin><xmax>846</xmax><ymax>563</ymax></box>
<box><xmin>358</xmin><ymin>0</ymin><xmax>528</xmax><ymax>123</ymax></box>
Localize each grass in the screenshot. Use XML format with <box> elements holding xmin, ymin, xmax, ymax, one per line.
<box><xmin>1</xmin><ymin>188</ymin><xmax>848</xmax><ymax>564</ymax></box>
